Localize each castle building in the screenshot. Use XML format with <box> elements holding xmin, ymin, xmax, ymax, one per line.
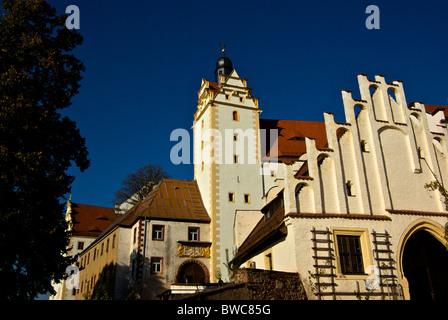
<box><xmin>50</xmin><ymin>201</ymin><xmax>118</xmax><ymax>300</ymax></box>
<box><xmin>55</xmin><ymin>51</ymin><xmax>448</xmax><ymax>300</ymax></box>
<box><xmin>230</xmin><ymin>73</ymin><xmax>448</xmax><ymax>300</ymax></box>
<box><xmin>73</xmin><ymin>179</ymin><xmax>211</xmax><ymax>300</ymax></box>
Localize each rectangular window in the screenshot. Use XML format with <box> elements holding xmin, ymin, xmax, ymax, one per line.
<box><xmin>133</xmin><ymin>228</ymin><xmax>137</xmax><ymax>244</ymax></box>
<box><xmin>234</xmin><ymin>154</ymin><xmax>239</xmax><ymax>164</ymax></box>
<box><xmin>106</xmin><ymin>239</ymin><xmax>109</xmax><ymax>253</ymax></box>
<box><xmin>336</xmin><ymin>235</ymin><xmax>364</xmax><ymax>275</ymax></box>
<box><xmin>112</xmin><ymin>234</ymin><xmax>116</xmax><ymax>249</ymax></box>
<box><xmin>151</xmin><ymin>257</ymin><xmax>163</xmax><ymax>274</ymax></box>
<box><xmin>152</xmin><ymin>225</ymin><xmax>164</xmax><ymax>240</ymax></box>
<box><xmin>77</xmin><ymin>241</ymin><xmax>85</xmax><ymax>250</ymax></box>
<box><xmin>228</xmin><ymin>192</ymin><xmax>235</xmax><ymax>202</ymax></box>
<box><xmin>244</xmin><ymin>194</ymin><xmax>251</xmax><ymax>204</ymax></box>
<box><xmin>188</xmin><ymin>227</ymin><xmax>200</xmax><ymax>241</ymax></box>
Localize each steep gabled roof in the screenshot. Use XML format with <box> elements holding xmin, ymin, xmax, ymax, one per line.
<box><xmin>94</xmin><ymin>179</ymin><xmax>210</xmax><ymax>243</ymax></box>
<box><xmin>119</xmin><ymin>178</ymin><xmax>211</xmax><ymax>226</ymax></box>
<box><xmin>260</xmin><ymin>119</ymin><xmax>329</xmax><ymax>164</ymax></box>
<box><xmin>231</xmin><ymin>192</ymin><xmax>287</xmax><ymax>267</ymax></box>
<box><xmin>69</xmin><ymin>203</ymin><xmax>118</xmax><ymax>237</ymax></box>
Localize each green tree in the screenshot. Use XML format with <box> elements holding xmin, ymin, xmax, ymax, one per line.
<box><xmin>0</xmin><ymin>0</ymin><xmax>89</xmax><ymax>299</ymax></box>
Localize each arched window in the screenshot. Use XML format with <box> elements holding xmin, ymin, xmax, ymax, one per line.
<box><xmin>232</xmin><ymin>110</ymin><xmax>239</xmax><ymax>121</ymax></box>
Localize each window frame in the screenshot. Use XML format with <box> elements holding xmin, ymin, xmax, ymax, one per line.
<box><xmin>188</xmin><ymin>227</ymin><xmax>200</xmax><ymax>241</ymax></box>
<box><xmin>332</xmin><ymin>228</ymin><xmax>373</xmax><ymax>280</ymax></box>
<box><xmin>232</xmin><ymin>110</ymin><xmax>239</xmax><ymax>121</ymax></box>
<box><xmin>152</xmin><ymin>225</ymin><xmax>165</xmax><ymax>241</ymax></box>
<box><xmin>151</xmin><ymin>257</ymin><xmax>163</xmax><ymax>274</ymax></box>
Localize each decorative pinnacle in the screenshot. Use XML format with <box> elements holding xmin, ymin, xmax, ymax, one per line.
<box><xmin>219</xmin><ymin>42</ymin><xmax>226</xmax><ymax>56</ymax></box>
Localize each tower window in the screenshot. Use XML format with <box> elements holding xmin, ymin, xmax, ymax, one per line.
<box><xmin>239</xmin><ymin>97</ymin><xmax>244</xmax><ymax>103</ymax></box>
<box><xmin>228</xmin><ymin>192</ymin><xmax>235</xmax><ymax>202</ymax></box>
<box><xmin>234</xmin><ymin>154</ymin><xmax>240</xmax><ymax>164</ymax></box>
<box><xmin>234</xmin><ymin>133</ymin><xmax>239</xmax><ymax>141</ymax></box>
<box><xmin>232</xmin><ymin>110</ymin><xmax>239</xmax><ymax>121</ymax></box>
<box><xmin>244</xmin><ymin>194</ymin><xmax>251</xmax><ymax>204</ymax></box>
<box><xmin>225</xmin><ymin>94</ymin><xmax>230</xmax><ymax>100</ymax></box>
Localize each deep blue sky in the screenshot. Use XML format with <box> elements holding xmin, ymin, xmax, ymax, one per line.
<box><xmin>46</xmin><ymin>0</ymin><xmax>447</xmax><ymax>208</ymax></box>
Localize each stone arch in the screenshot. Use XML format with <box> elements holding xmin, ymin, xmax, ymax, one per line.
<box><xmin>369</xmin><ymin>84</ymin><xmax>387</xmax><ymax>121</ymax></box>
<box><xmin>265</xmin><ymin>185</ymin><xmax>281</xmax><ymax>204</ymax></box>
<box><xmin>295</xmin><ymin>182</ymin><xmax>315</xmax><ymax>213</ymax></box>
<box><xmin>387</xmin><ymin>87</ymin><xmax>405</xmax><ymax>123</ymax></box>
<box><xmin>396</xmin><ymin>218</ymin><xmax>446</xmax><ymax>299</ymax></box>
<box><xmin>316</xmin><ymin>153</ymin><xmax>339</xmax><ymax>213</ymax></box>
<box><xmin>176</xmin><ymin>259</ymin><xmax>210</xmax><ymax>284</ymax></box>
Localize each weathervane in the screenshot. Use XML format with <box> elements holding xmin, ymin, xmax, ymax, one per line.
<box><xmin>219</xmin><ymin>42</ymin><xmax>226</xmax><ymax>56</ymax></box>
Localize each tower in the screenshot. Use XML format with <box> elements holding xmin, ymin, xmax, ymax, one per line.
<box><xmin>193</xmin><ymin>50</ymin><xmax>264</xmax><ymax>281</ymax></box>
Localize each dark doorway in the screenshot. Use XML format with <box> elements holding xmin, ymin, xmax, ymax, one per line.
<box><xmin>177</xmin><ymin>262</ymin><xmax>206</xmax><ymax>284</ymax></box>
<box><xmin>402</xmin><ymin>230</ymin><xmax>448</xmax><ymax>300</ymax></box>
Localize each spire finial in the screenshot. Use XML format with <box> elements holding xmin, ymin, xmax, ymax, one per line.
<box><xmin>219</xmin><ymin>42</ymin><xmax>226</xmax><ymax>56</ymax></box>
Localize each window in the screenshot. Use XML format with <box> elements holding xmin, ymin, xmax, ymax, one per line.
<box><xmin>228</xmin><ymin>192</ymin><xmax>235</xmax><ymax>202</ymax></box>
<box><xmin>232</xmin><ymin>110</ymin><xmax>239</xmax><ymax>121</ymax></box>
<box><xmin>133</xmin><ymin>228</ymin><xmax>137</xmax><ymax>244</ymax></box>
<box><xmin>188</xmin><ymin>227</ymin><xmax>200</xmax><ymax>241</ymax></box>
<box><xmin>336</xmin><ymin>235</ymin><xmax>364</xmax><ymax>275</ymax></box>
<box><xmin>234</xmin><ymin>154</ymin><xmax>240</xmax><ymax>164</ymax></box>
<box><xmin>77</xmin><ymin>241</ymin><xmax>85</xmax><ymax>250</ymax></box>
<box><xmin>346</xmin><ymin>180</ymin><xmax>354</xmax><ymax>196</ymax></box>
<box><xmin>152</xmin><ymin>225</ymin><xmax>164</xmax><ymax>240</ymax></box>
<box><xmin>106</xmin><ymin>239</ymin><xmax>109</xmax><ymax>253</ymax></box>
<box><xmin>233</xmin><ymin>132</ymin><xmax>239</xmax><ymax>141</ymax></box>
<box><xmin>244</xmin><ymin>193</ymin><xmax>251</xmax><ymax>204</ymax></box>
<box><xmin>239</xmin><ymin>97</ymin><xmax>244</xmax><ymax>103</ymax></box>
<box><xmin>101</xmin><ymin>243</ymin><xmax>104</xmax><ymax>256</ymax></box>
<box><xmin>112</xmin><ymin>234</ymin><xmax>116</xmax><ymax>249</ymax></box>
<box><xmin>151</xmin><ymin>257</ymin><xmax>163</xmax><ymax>274</ymax></box>
<box><xmin>225</xmin><ymin>94</ymin><xmax>230</xmax><ymax>100</ymax></box>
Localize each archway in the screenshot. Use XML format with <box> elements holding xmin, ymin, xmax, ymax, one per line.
<box><xmin>402</xmin><ymin>230</ymin><xmax>448</xmax><ymax>300</ymax></box>
<box><xmin>176</xmin><ymin>260</ymin><xmax>209</xmax><ymax>284</ymax></box>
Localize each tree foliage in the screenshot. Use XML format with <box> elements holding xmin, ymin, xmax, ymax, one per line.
<box><xmin>0</xmin><ymin>0</ymin><xmax>89</xmax><ymax>299</ymax></box>
<box><xmin>113</xmin><ymin>164</ymin><xmax>170</xmax><ymax>211</ymax></box>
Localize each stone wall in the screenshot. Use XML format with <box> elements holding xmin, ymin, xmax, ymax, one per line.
<box><xmin>180</xmin><ymin>268</ymin><xmax>308</xmax><ymax>300</ymax></box>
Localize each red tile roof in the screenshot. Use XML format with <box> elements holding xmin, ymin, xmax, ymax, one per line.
<box><xmin>260</xmin><ymin>119</ymin><xmax>328</xmax><ymax>164</ymax></box>
<box><xmin>425</xmin><ymin>105</ymin><xmax>448</xmax><ymax>118</ymax></box>
<box><xmin>209</xmin><ymin>81</ymin><xmax>220</xmax><ymax>91</ymax></box>
<box><xmin>69</xmin><ymin>203</ymin><xmax>118</xmax><ymax>237</ymax></box>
